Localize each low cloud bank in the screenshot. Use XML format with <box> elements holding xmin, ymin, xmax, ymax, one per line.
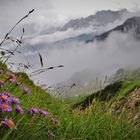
<box><xmin>9</xmin><ymin>31</ymin><xmax>140</xmax><ymax>87</ymax></box>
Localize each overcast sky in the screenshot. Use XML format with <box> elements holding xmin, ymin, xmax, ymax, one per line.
<box><xmin>0</xmin><ymin>0</ymin><xmax>140</xmax><ymax>35</ymax></box>
<box><xmin>52</xmin><ymin>0</ymin><xmax>140</xmax><ymax>19</ymax></box>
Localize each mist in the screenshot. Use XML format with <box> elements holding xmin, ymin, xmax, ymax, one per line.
<box><xmin>8</xmin><ymin>30</ymin><xmax>140</xmax><ymax>89</ymax></box>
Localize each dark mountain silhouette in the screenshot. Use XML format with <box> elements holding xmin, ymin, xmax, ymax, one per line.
<box><xmin>86</xmin><ymin>16</ymin><xmax>140</xmax><ymax>42</ymax></box>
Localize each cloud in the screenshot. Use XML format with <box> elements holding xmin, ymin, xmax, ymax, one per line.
<box><xmin>1</xmin><ymin>0</ymin><xmax>140</xmax><ymax>37</ymax></box>
<box><xmin>0</xmin><ymin>0</ymin><xmax>58</xmax><ymax>36</ymax></box>
<box><xmin>8</xmin><ymin>30</ymin><xmax>140</xmax><ymax>87</ymax></box>
<box><xmin>42</xmin><ymin>32</ymin><xmax>140</xmax><ymax>85</ymax></box>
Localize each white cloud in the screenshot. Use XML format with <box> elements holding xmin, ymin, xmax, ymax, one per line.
<box><xmin>9</xmin><ymin>31</ymin><xmax>140</xmax><ymax>86</ymax></box>
<box><xmin>0</xmin><ymin>0</ymin><xmax>58</xmax><ymax>36</ymax></box>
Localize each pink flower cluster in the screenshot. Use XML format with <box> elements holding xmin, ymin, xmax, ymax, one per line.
<box><xmin>0</xmin><ymin>70</ymin><xmax>56</xmax><ymax>137</ymax></box>
<box><xmin>0</xmin><ymin>71</ymin><xmax>30</xmax><ymax>129</ymax></box>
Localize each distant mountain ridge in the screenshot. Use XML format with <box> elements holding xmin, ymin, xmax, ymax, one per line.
<box><xmin>22</xmin><ymin>16</ymin><xmax>140</xmax><ymax>55</ymax></box>
<box><xmin>87</xmin><ymin>16</ymin><xmax>140</xmax><ymax>42</ymax></box>
<box><xmin>46</xmin><ymin>16</ymin><xmax>140</xmax><ymax>49</ymax></box>
<box><xmin>18</xmin><ymin>9</ymin><xmax>129</xmax><ymax>36</ymax></box>
<box><xmin>39</xmin><ymin>9</ymin><xmax>129</xmax><ymax>36</ymax></box>
<box><xmin>61</xmin><ymin>9</ymin><xmax>128</xmax><ymax>31</ymax></box>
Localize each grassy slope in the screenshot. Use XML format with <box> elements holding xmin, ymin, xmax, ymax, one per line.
<box><xmin>1</xmin><ymin>63</ymin><xmax>140</xmax><ymax>140</ymax></box>
<box><xmin>73</xmin><ymin>80</ymin><xmax>140</xmax><ymax>109</ymax></box>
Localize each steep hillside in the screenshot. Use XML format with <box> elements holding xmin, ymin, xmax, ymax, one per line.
<box><xmin>1</xmin><ymin>62</ymin><xmax>140</xmax><ymax>140</ymax></box>
<box><xmin>73</xmin><ymin>80</ymin><xmax>140</xmax><ymax>122</ymax></box>
<box><xmin>109</xmin><ymin>68</ymin><xmax>140</xmax><ymax>83</ymax></box>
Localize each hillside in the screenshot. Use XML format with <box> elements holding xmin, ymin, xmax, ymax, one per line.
<box><xmin>109</xmin><ymin>68</ymin><xmax>140</xmax><ymax>83</ymax></box>
<box><xmin>73</xmin><ymin>80</ymin><xmax>140</xmax><ymax>121</ymax></box>
<box><xmin>0</xmin><ymin>62</ymin><xmax>140</xmax><ymax>139</ymax></box>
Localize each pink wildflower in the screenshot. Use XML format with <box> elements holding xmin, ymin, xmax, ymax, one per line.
<box><xmin>16</xmin><ymin>105</ymin><xmax>24</xmax><ymax>114</ymax></box>
<box><xmin>2</xmin><ymin>118</ymin><xmax>16</xmax><ymax>129</ymax></box>
<box><xmin>0</xmin><ymin>103</ymin><xmax>12</xmax><ymax>112</ymax></box>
